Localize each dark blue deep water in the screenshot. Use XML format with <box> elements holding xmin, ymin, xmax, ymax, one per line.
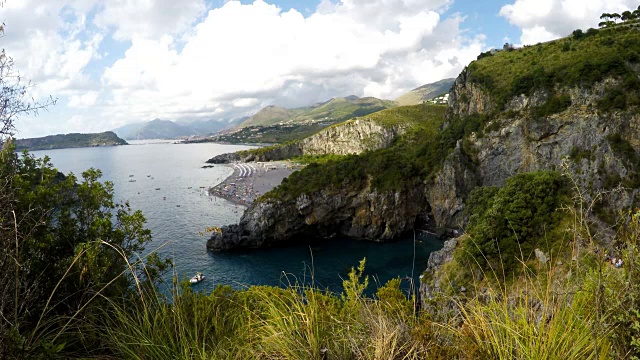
<box><xmin>32</xmin><ymin>141</ymin><xmax>443</xmax><ymax>295</ymax></box>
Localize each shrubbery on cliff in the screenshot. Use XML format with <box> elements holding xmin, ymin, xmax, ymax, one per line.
<box><xmin>461</xmin><ymin>171</ymin><xmax>568</xmax><ymax>276</ymax></box>
<box><xmin>468</xmin><ymin>23</ymin><xmax>640</xmax><ymax>113</ymax></box>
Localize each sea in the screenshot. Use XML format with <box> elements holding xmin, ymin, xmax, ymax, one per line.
<box><xmin>31</xmin><ymin>140</ymin><xmax>443</xmax><ymax>296</ymax></box>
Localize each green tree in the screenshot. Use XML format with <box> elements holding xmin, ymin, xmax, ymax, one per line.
<box><xmin>460</xmin><ymin>171</ymin><xmax>567</xmax><ymax>276</ymax></box>
<box><xmin>0</xmin><ymin>23</ymin><xmax>166</xmax><ymax>359</ymax></box>
<box><xmin>0</xmin><ymin>147</ymin><xmax>170</xmax><ymax>357</ymax></box>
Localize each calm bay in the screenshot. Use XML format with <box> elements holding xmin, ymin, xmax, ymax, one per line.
<box><xmin>31</xmin><ymin>140</ymin><xmax>442</xmax><ymax>295</ymax></box>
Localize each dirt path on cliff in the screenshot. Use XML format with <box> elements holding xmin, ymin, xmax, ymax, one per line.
<box><xmin>208</xmin><ymin>161</ymin><xmax>299</xmax><ymax>207</ymax></box>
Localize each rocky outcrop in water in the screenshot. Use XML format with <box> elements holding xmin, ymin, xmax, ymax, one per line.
<box><xmin>14</xmin><ymin>131</ymin><xmax>127</xmax><ymax>151</ymax></box>
<box><xmin>207</xmin><ymin>182</ymin><xmax>428</xmax><ymax>251</ymax></box>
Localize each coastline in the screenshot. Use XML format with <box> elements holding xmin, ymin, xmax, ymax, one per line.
<box><xmin>207</xmin><ymin>161</ymin><xmax>298</xmax><ymax>207</ymax></box>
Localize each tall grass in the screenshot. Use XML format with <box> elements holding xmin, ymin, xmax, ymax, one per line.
<box><xmin>102</xmin><ymin>260</ymin><xmax>428</xmax><ymax>360</ymax></box>
<box><xmin>457</xmin><ymin>269</ymin><xmax>612</xmax><ymax>360</ymax></box>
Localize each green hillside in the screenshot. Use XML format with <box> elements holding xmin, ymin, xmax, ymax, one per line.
<box><xmin>237</xmin><ymin>96</ymin><xmax>397</xmax><ymax>129</ymax></box>
<box><xmin>217</xmin><ymin>96</ymin><xmax>398</xmax><ymax>144</ymax></box>
<box><xmin>296</xmin><ymin>96</ymin><xmax>397</xmax><ymax>124</ymax></box>
<box><xmin>264</xmin><ymin>103</ymin><xmax>449</xmax><ymax>199</ymax></box>
<box><xmin>468</xmin><ymin>25</ymin><xmax>640</xmax><ymax>111</ymax></box>
<box><xmin>14</xmin><ymin>131</ymin><xmax>128</xmax><ymax>151</ymax></box>
<box><xmin>237</xmin><ymin>105</ymin><xmax>299</xmax><ymax>128</ymax></box>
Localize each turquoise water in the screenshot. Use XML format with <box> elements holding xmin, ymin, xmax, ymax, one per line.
<box><xmin>31</xmin><ymin>141</ymin><xmax>443</xmax><ymax>295</ymax></box>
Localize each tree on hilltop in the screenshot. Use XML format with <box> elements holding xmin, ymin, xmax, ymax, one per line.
<box><xmin>622</xmin><ymin>10</ymin><xmax>636</xmax><ymax>21</ymax></box>
<box><xmin>611</xmin><ymin>13</ymin><xmax>622</xmax><ymax>23</ymax></box>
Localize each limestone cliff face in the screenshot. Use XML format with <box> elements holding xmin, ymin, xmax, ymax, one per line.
<box><xmin>445</xmin><ymin>76</ymin><xmax>639</xmax><ymax>215</ymax></box>
<box><xmin>448</xmin><ymin>68</ymin><xmax>496</xmax><ymax>116</ymax></box>
<box><xmin>427</xmin><ymin>143</ymin><xmax>480</xmax><ymax>230</ymax></box>
<box><xmin>206</xmin><ymin>118</ymin><xmax>404</xmax><ymax>163</ymax></box>
<box><xmin>300</xmin><ymin>119</ymin><xmax>402</xmax><ymax>156</ymax></box>
<box><xmin>419</xmin><ymin>71</ymin><xmax>640</xmax><ymax>308</ymax></box>
<box><xmin>207</xmin><ymin>182</ymin><xmax>428</xmax><ymax>251</ymax></box>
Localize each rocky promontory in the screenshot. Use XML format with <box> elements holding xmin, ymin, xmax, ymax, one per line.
<box><xmin>207</xmin><ymin>182</ymin><xmax>429</xmax><ymax>251</ymax></box>
<box><xmin>15</xmin><ymin>131</ymin><xmax>128</xmax><ymax>151</ymax></box>
<box><xmin>208</xmin><ymin>28</ymin><xmax>640</xmax><ymax>254</ymax></box>
<box><xmin>206</xmin><ymin>117</ymin><xmax>407</xmax><ymax>164</ymax></box>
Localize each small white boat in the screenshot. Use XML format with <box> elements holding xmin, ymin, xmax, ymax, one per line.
<box><xmin>190</xmin><ymin>272</ymin><xmax>205</xmax><ymax>284</ymax></box>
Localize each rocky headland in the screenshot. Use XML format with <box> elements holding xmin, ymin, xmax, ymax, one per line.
<box><xmin>208</xmin><ymin>31</ymin><xmax>640</xmax><ymax>258</ymax></box>
<box><xmin>14</xmin><ymin>131</ymin><xmax>128</xmax><ymax>151</ymax></box>
<box><xmin>206</xmin><ymin>117</ymin><xmax>407</xmax><ymax>164</ymax></box>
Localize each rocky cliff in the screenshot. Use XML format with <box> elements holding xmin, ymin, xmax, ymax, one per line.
<box><xmin>207</xmin><ymin>117</ymin><xmax>406</xmax><ymax>163</ymax></box>
<box><xmin>209</xmin><ymin>33</ymin><xmax>640</xmax><ymax>254</ymax></box>
<box><xmin>209</xmin><ymin>69</ymin><xmax>640</xmax><ymax>252</ymax></box>
<box><xmin>437</xmin><ymin>71</ymin><xmax>639</xmax><ymax>227</ymax></box>
<box><xmin>207</xmin><ymin>181</ymin><xmax>428</xmax><ymax>251</ymax></box>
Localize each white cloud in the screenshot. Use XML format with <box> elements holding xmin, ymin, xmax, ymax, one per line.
<box><xmin>2</xmin><ymin>0</ymin><xmax>102</xmax><ymax>99</ymax></box>
<box><xmin>500</xmin><ymin>0</ymin><xmax>639</xmax><ymax>45</ymax></box>
<box><xmin>68</xmin><ymin>91</ymin><xmax>99</xmax><ymax>108</ymax></box>
<box><xmin>520</xmin><ymin>26</ymin><xmax>556</xmax><ymax>44</ymax></box>
<box><xmin>96</xmin><ymin>0</ymin><xmax>482</xmax><ymax>126</ymax></box>
<box><xmin>93</xmin><ymin>0</ymin><xmax>206</xmax><ymax>41</ymax></box>
<box><xmin>9</xmin><ymin>0</ymin><xmax>485</xmax><ymax>137</ymax></box>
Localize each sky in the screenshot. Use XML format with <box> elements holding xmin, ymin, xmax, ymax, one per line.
<box><xmin>3</xmin><ymin>0</ymin><xmax>639</xmax><ymax>138</ymax></box>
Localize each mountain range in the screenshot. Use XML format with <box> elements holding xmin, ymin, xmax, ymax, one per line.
<box><xmin>113</xmin><ymin>118</ymin><xmax>244</xmax><ymax>140</ymax></box>
<box><xmin>238</xmin><ymin>95</ymin><xmax>397</xmax><ymax>128</ymax></box>
<box><xmin>112</xmin><ymin>80</ymin><xmax>454</xmax><ymax>140</ymax></box>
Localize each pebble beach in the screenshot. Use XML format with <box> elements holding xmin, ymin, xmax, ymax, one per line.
<box><xmin>208</xmin><ymin>161</ymin><xmax>298</xmax><ymax>207</ymax></box>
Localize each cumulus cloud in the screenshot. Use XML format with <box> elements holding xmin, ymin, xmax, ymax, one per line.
<box><xmin>96</xmin><ymin>0</ymin><xmax>483</xmax><ymax>126</ymax></box>
<box><xmin>500</xmin><ymin>0</ymin><xmax>639</xmax><ymax>44</ymax></box>
<box><xmin>93</xmin><ymin>0</ymin><xmax>206</xmax><ymax>40</ymax></box>
<box><xmin>8</xmin><ymin>0</ymin><xmax>485</xmax><ymax>136</ymax></box>
<box><xmin>2</xmin><ymin>0</ymin><xmax>102</xmax><ymax>98</ymax></box>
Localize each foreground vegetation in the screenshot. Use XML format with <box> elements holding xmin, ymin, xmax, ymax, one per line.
<box><xmin>5</xmin><ymin>144</ymin><xmax>640</xmax><ymax>359</ymax></box>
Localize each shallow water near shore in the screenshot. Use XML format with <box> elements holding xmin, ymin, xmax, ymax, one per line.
<box><xmin>31</xmin><ymin>141</ymin><xmax>442</xmax><ymax>295</ymax></box>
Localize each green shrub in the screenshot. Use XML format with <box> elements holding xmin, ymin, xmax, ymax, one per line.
<box><xmin>607</xmin><ymin>133</ymin><xmax>638</xmax><ymax>165</ymax></box>
<box><xmin>569</xmin><ymin>146</ymin><xmax>593</xmax><ymax>163</ymax></box>
<box><xmin>459</xmin><ymin>171</ymin><xmax>567</xmax><ymax>276</ymax></box>
<box><xmin>598</xmin><ymin>88</ymin><xmax>628</xmax><ymax>112</ymax></box>
<box><xmin>531</xmin><ymin>94</ymin><xmax>572</xmax><ymax>119</ymax></box>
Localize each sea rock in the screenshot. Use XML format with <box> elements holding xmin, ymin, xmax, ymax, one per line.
<box><xmin>207</xmin><ymin>184</ymin><xmax>428</xmax><ymax>251</ymax></box>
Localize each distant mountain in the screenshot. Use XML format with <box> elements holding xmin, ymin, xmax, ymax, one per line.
<box><xmin>395</xmin><ymin>78</ymin><xmax>455</xmax><ymax>106</ymax></box>
<box><xmin>238</xmin><ymin>96</ymin><xmax>397</xmax><ymax>128</ymax></box>
<box><xmin>113</xmin><ymin>118</ymin><xmax>242</xmax><ymax>140</ymax></box>
<box><xmin>186</xmin><ymin>118</ymin><xmax>244</xmax><ymax>135</ymax></box>
<box><xmin>15</xmin><ymin>131</ymin><xmax>127</xmax><ymax>151</ymax></box>
<box><xmin>238</xmin><ymin>106</ymin><xmax>297</xmax><ymax>128</ymax></box>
